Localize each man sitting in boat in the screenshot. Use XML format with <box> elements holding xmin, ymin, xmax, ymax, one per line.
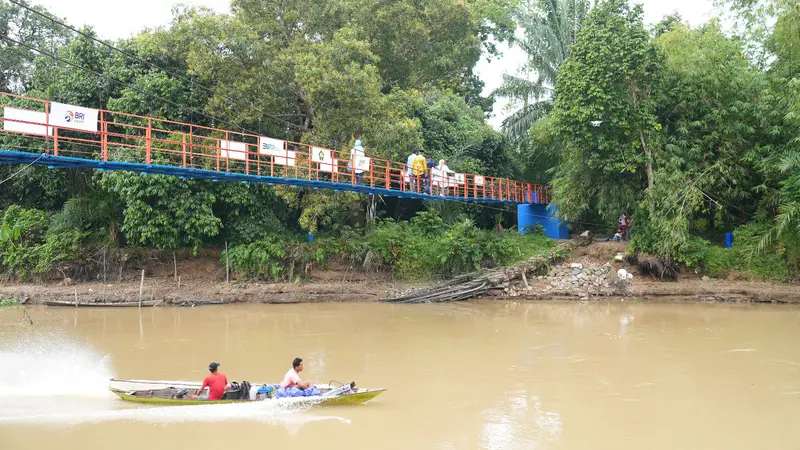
<box><xmin>189</xmin><ymin>362</ymin><xmax>231</xmax><ymax>400</ymax></box>
<box><xmin>276</xmin><ymin>357</ymin><xmax>320</xmax><ymax>398</ymax></box>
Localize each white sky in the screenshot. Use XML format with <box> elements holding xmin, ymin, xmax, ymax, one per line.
<box><xmin>28</xmin><ymin>0</ymin><xmax>717</xmax><ymax>128</ymax></box>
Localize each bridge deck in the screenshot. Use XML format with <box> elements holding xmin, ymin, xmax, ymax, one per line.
<box><xmin>0</xmin><ymin>91</ymin><xmax>548</xmax><ymax>204</ymax></box>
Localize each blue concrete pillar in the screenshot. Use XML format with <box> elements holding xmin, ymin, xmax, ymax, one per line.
<box><xmin>517</xmin><ymin>203</ymin><xmax>569</xmax><ymax>239</ymax></box>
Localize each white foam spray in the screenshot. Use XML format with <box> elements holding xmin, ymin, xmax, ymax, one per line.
<box><xmin>0</xmin><ymin>331</ymin><xmax>348</xmax><ymax>430</ymax></box>
<box><xmin>0</xmin><ymin>330</ymin><xmax>114</xmax><ymax>398</ymax></box>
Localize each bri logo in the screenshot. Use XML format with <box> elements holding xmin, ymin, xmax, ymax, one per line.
<box><xmin>64</xmin><ymin>110</ymin><xmax>86</xmax><ymax>124</ymax></box>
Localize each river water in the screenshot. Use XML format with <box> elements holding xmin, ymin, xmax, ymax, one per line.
<box><xmin>0</xmin><ymin>301</ymin><xmax>799</xmax><ymax>449</ymax></box>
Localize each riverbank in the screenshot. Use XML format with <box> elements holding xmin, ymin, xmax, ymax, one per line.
<box><xmin>1</xmin><ymin>241</ymin><xmax>798</xmax><ymax>306</ymax></box>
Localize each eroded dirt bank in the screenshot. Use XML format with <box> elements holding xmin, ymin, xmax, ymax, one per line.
<box><xmin>1</xmin><ymin>242</ymin><xmax>798</xmax><ymax>306</ymax></box>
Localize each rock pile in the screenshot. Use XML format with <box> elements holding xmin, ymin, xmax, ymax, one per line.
<box><xmin>544</xmin><ymin>262</ymin><xmax>612</xmax><ymax>294</ymax></box>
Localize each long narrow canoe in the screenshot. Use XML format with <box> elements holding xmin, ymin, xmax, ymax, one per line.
<box><xmin>45</xmin><ymin>300</ymin><xmax>160</xmax><ymax>307</ymax></box>
<box><xmin>109</xmin><ymin>378</ymin><xmax>385</xmax><ymax>406</ymax></box>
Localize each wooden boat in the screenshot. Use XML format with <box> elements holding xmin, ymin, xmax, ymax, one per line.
<box><xmin>45</xmin><ymin>299</ymin><xmax>160</xmax><ymax>307</ymax></box>
<box><xmin>109</xmin><ymin>378</ymin><xmax>386</xmax><ymax>406</ymax></box>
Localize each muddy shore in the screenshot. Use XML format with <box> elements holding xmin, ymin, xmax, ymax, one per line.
<box><xmin>1</xmin><ymin>241</ymin><xmax>798</xmax><ymax>306</ymax></box>
<box><xmin>1</xmin><ymin>274</ymin><xmax>798</xmax><ymax>307</ymax></box>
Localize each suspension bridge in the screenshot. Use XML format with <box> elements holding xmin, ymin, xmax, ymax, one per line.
<box><xmin>0</xmin><ymin>92</ymin><xmax>568</xmax><ymax>238</ymax></box>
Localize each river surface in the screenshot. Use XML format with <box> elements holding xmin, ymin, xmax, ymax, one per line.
<box><xmin>1</xmin><ymin>301</ymin><xmax>799</xmax><ymax>449</ymax></box>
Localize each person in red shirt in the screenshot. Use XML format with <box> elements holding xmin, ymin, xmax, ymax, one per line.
<box><xmin>191</xmin><ymin>362</ymin><xmax>230</xmax><ymax>400</ymax></box>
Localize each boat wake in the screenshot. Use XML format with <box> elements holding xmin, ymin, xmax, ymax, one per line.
<box><xmin>0</xmin><ymin>331</ymin><xmax>348</xmax><ymax>430</ymax></box>
<box><xmin>0</xmin><ymin>330</ymin><xmax>114</xmax><ymax>399</ymax></box>
<box><xmin>0</xmin><ymin>400</ymin><xmax>351</xmax><ymax>430</ymax></box>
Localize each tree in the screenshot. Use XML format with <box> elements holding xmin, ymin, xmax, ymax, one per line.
<box><xmin>0</xmin><ymin>0</ymin><xmax>70</xmax><ymax>92</ymax></box>
<box><xmin>351</xmin><ymin>0</ymin><xmax>515</xmax><ymax>92</ymax></box>
<box><xmin>549</xmin><ymin>0</ymin><xmax>661</xmax><ymax>222</ymax></box>
<box><xmin>492</xmin><ymin>0</ymin><xmax>590</xmax><ymax>139</ymax></box>
<box><xmin>737</xmin><ymin>1</ymin><xmax>800</xmax><ymax>256</ymax></box>
<box><xmin>97</xmin><ymin>171</ymin><xmax>221</xmax><ymax>252</ymax></box>
<box><xmin>653</xmin><ymin>21</ymin><xmax>767</xmax><ymax>230</ymax></box>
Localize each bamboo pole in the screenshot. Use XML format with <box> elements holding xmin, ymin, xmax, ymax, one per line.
<box><xmin>225</xmin><ymin>241</ymin><xmax>230</xmax><ymax>284</ymax></box>
<box><xmin>139</xmin><ymin>269</ymin><xmax>145</xmax><ymax>307</ymax></box>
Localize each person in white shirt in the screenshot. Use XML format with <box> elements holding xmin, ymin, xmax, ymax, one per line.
<box><xmin>435</xmin><ymin>159</ymin><xmax>453</xmax><ymax>196</ymax></box>
<box><xmin>281</xmin><ymin>357</ymin><xmax>313</xmax><ymax>389</ymax></box>
<box><xmin>406</xmin><ymin>150</ymin><xmax>417</xmax><ymax>192</ymax></box>
<box><xmin>350</xmin><ymin>140</ymin><xmax>365</xmax><ymax>185</ymax></box>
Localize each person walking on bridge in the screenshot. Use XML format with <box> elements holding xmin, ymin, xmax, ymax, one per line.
<box><xmin>435</xmin><ymin>159</ymin><xmax>454</xmax><ymax>196</ymax></box>
<box><xmin>350</xmin><ymin>140</ymin><xmax>366</xmax><ymax>185</ymax></box>
<box><xmin>406</xmin><ymin>150</ymin><xmax>418</xmax><ymax>192</ymax></box>
<box><xmin>412</xmin><ymin>150</ymin><xmax>427</xmax><ymax>193</ymax></box>
<box><xmin>425</xmin><ymin>156</ymin><xmax>436</xmax><ymax>194</ymax></box>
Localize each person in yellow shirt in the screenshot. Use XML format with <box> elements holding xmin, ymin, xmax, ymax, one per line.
<box><xmin>412</xmin><ymin>150</ymin><xmax>427</xmax><ymax>193</ymax></box>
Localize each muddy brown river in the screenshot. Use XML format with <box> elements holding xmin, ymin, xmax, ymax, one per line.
<box><xmin>0</xmin><ymin>301</ymin><xmax>799</xmax><ymax>449</ymax></box>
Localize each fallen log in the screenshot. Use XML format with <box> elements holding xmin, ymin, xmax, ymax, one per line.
<box><xmin>383</xmin><ymin>238</ymin><xmax>585</xmax><ymax>304</ymax></box>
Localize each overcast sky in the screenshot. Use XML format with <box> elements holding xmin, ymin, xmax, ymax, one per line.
<box><xmin>28</xmin><ymin>0</ymin><xmax>718</xmax><ymax>128</ymax></box>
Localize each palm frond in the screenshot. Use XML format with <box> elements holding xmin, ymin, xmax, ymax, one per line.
<box><xmin>492</xmin><ymin>74</ymin><xmax>549</xmax><ymax>103</ymax></box>
<box><xmin>500</xmin><ymin>100</ymin><xmax>552</xmax><ymax>140</ymax></box>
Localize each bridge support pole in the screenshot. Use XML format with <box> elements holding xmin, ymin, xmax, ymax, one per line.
<box><xmin>517</xmin><ymin>203</ymin><xmax>569</xmax><ymax>239</ymax></box>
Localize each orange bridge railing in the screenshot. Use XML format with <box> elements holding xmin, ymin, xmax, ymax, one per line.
<box><xmin>0</xmin><ymin>92</ymin><xmax>549</xmax><ymax>204</ymax></box>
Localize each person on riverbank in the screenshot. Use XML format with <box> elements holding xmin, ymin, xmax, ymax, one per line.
<box><xmin>190</xmin><ymin>362</ymin><xmax>230</xmax><ymax>400</ymax></box>
<box><xmin>276</xmin><ymin>357</ymin><xmax>319</xmax><ymax>398</ymax></box>
<box><xmin>619</xmin><ymin>214</ymin><xmax>631</xmax><ymax>240</ymax></box>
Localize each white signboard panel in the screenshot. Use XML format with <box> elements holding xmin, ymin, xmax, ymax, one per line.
<box><xmin>259</xmin><ymin>137</ymin><xmax>285</xmax><ymax>156</ymax></box>
<box><xmin>2</xmin><ymin>107</ymin><xmax>52</xmax><ymax>136</ymax></box>
<box><xmin>319</xmin><ymin>158</ymin><xmax>338</xmax><ymax>173</ymax></box>
<box><xmin>454</xmin><ymin>173</ymin><xmax>466</xmax><ymax>185</ymax></box>
<box><xmin>48</xmin><ymin>102</ymin><xmax>98</xmax><ymax>132</ymax></box>
<box><xmin>474</xmin><ymin>175</ymin><xmax>485</xmax><ymax>186</ymax></box>
<box><xmin>353</xmin><ymin>155</ymin><xmax>370</xmax><ymax>172</ymax></box>
<box><xmin>275</xmin><ymin>150</ymin><xmax>296</xmax><ymax>167</ymax></box>
<box><xmin>311</xmin><ymin>147</ymin><xmax>332</xmax><ymax>164</ymax></box>
<box><xmin>220</xmin><ymin>140</ymin><xmax>247</xmax><ymax>161</ymax></box>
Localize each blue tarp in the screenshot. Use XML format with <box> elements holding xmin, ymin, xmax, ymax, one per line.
<box><xmin>275</xmin><ymin>386</ymin><xmax>321</xmax><ymax>398</ymax></box>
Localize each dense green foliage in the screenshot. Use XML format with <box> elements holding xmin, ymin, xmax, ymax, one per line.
<box><xmin>492</xmin><ymin>0</ymin><xmax>590</xmax><ymax>139</ymax></box>
<box><xmin>0</xmin><ymin>0</ymin><xmax>528</xmax><ymax>281</ymax></box>
<box><xmin>226</xmin><ymin>210</ymin><xmax>554</xmax><ymax>281</ymax></box>
<box><xmin>0</xmin><ymin>0</ymin><xmax>798</xmax><ymax>283</ymax></box>
<box><xmin>508</xmin><ymin>0</ymin><xmax>800</xmax><ymax>281</ymax></box>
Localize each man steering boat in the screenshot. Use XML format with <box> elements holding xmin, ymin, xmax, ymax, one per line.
<box><xmin>276</xmin><ymin>357</ymin><xmax>320</xmax><ymax>397</ymax></box>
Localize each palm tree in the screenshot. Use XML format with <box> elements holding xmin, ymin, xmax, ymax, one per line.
<box><xmin>493</xmin><ymin>0</ymin><xmax>590</xmax><ymax>140</ymax></box>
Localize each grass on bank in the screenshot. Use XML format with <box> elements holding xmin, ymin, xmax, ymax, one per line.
<box><xmin>1</xmin><ymin>204</ymin><xmax>555</xmax><ymax>283</ymax></box>
<box><xmin>0</xmin><ymin>298</ymin><xmax>19</xmax><ymax>307</ymax></box>
<box><xmin>225</xmin><ymin>211</ymin><xmax>556</xmax><ymax>282</ymax></box>
<box><xmin>633</xmin><ymin>221</ymin><xmax>795</xmax><ymax>283</ymax></box>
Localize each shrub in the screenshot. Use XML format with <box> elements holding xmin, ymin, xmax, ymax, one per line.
<box><xmin>225</xmin><ymin>237</ymin><xmax>287</xmax><ymax>281</ymax></box>
<box><xmin>224</xmin><ymin>215</ymin><xmax>557</xmax><ymax>282</ymax></box>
